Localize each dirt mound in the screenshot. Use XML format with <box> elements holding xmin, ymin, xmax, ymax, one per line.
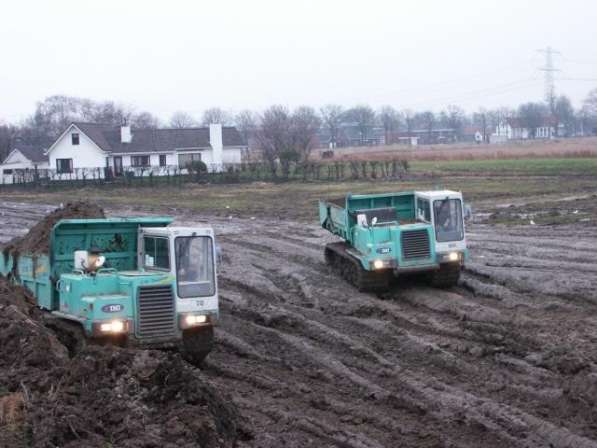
<box><xmin>0</xmin><ymin>278</ymin><xmax>248</xmax><ymax>448</ymax></box>
<box><xmin>2</xmin><ymin>202</ymin><xmax>105</xmax><ymax>256</ymax></box>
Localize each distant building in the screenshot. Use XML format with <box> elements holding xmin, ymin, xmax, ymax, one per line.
<box><xmin>389</xmin><ymin>128</ymin><xmax>457</xmax><ymax>145</ymax></box>
<box><xmin>491</xmin><ymin>118</ymin><xmax>558</xmax><ymax>143</ymax></box>
<box><xmin>47</xmin><ymin>122</ymin><xmax>246</xmax><ymax>176</ymax></box>
<box><xmin>0</xmin><ymin>145</ymin><xmax>49</xmax><ymax>184</ymax></box>
<box><xmin>318</xmin><ymin>123</ymin><xmax>386</xmax><ymax>148</ymax></box>
<box><xmin>461</xmin><ymin>126</ymin><xmax>491</xmax><ymax>144</ymax></box>
<box><xmin>1</xmin><ymin>122</ymin><xmax>247</xmax><ymax>184</ymax></box>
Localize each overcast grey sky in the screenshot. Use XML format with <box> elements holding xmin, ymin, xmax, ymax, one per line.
<box><xmin>1</xmin><ymin>0</ymin><xmax>596</xmax><ymax>122</ymax></box>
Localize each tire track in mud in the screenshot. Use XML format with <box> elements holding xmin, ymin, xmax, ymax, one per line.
<box><xmin>204</xmin><ymin>222</ymin><xmax>597</xmax><ymax>447</ymax></box>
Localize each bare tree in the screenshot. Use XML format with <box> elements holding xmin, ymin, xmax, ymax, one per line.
<box><xmin>291</xmin><ymin>106</ymin><xmax>321</xmax><ymax>163</ymax></box>
<box><xmin>418</xmin><ymin>111</ymin><xmax>435</xmax><ymax>141</ymax></box>
<box><xmin>131</xmin><ymin>111</ymin><xmax>160</xmax><ymax>129</ymax></box>
<box><xmin>517</xmin><ymin>102</ymin><xmax>548</xmax><ymax>138</ymax></box>
<box><xmin>581</xmin><ymin>88</ymin><xmax>597</xmax><ymax>135</ymax></box>
<box><xmin>319</xmin><ymin>104</ymin><xmax>344</xmax><ymax>148</ymax></box>
<box><xmin>169</xmin><ymin>111</ymin><xmax>197</xmax><ymax>128</ymax></box>
<box><xmin>202</xmin><ymin>107</ymin><xmax>232</xmax><ymax>126</ymax></box>
<box><xmin>234</xmin><ymin>110</ymin><xmax>258</xmax><ymax>145</ymax></box>
<box><xmin>90</xmin><ymin>100</ymin><xmax>133</xmax><ymax>126</ymax></box>
<box><xmin>583</xmin><ymin>88</ymin><xmax>597</xmax><ymax>116</ymax></box>
<box><xmin>343</xmin><ymin>105</ymin><xmax>375</xmax><ymax>145</ymax></box>
<box><xmin>0</xmin><ymin>123</ymin><xmax>18</xmax><ymax>162</ymax></box>
<box><xmin>446</xmin><ymin>105</ymin><xmax>466</xmax><ymax>139</ymax></box>
<box><xmin>378</xmin><ymin>106</ymin><xmax>399</xmax><ymax>145</ymax></box>
<box><xmin>255</xmin><ymin>105</ymin><xmax>293</xmax><ymax>178</ymax></box>
<box><xmin>553</xmin><ymin>95</ymin><xmax>575</xmax><ymax>137</ymax></box>
<box><xmin>402</xmin><ymin>109</ymin><xmax>415</xmax><ymax>137</ymax></box>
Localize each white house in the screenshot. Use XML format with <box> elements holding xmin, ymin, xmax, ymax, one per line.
<box><xmin>491</xmin><ymin>118</ymin><xmax>556</xmax><ymax>143</ymax></box>
<box><xmin>44</xmin><ymin>122</ymin><xmax>246</xmax><ymax>177</ymax></box>
<box><xmin>0</xmin><ymin>145</ymin><xmax>50</xmax><ymax>184</ymax></box>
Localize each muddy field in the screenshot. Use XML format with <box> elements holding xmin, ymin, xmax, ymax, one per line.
<box><xmin>1</xmin><ymin>195</ymin><xmax>597</xmax><ymax>447</ymax></box>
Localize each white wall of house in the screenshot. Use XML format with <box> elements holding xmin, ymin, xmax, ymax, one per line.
<box><xmin>536</xmin><ymin>126</ymin><xmax>554</xmax><ymax>139</ymax></box>
<box><xmin>125</xmin><ymin>153</ymin><xmax>178</xmax><ymax>170</ymax></box>
<box><xmin>48</xmin><ymin>126</ymin><xmax>107</xmax><ymax>170</ymax></box>
<box><xmin>209</xmin><ymin>124</ymin><xmax>223</xmax><ymax>171</ymax></box>
<box><xmin>222</xmin><ymin>148</ymin><xmax>242</xmax><ymax>164</ymax></box>
<box><xmin>2</xmin><ymin>150</ymin><xmax>30</xmax><ymax>168</ymax></box>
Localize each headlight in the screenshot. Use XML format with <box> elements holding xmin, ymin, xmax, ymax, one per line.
<box><xmin>448</xmin><ymin>252</ymin><xmax>459</xmax><ymax>262</ymax></box>
<box><xmin>373</xmin><ymin>260</ymin><xmax>384</xmax><ymax>269</ymax></box>
<box><xmin>181</xmin><ymin>314</ymin><xmax>209</xmax><ymax>329</ymax></box>
<box><xmin>100</xmin><ymin>320</ymin><xmax>125</xmax><ymax>333</ymax></box>
<box><xmin>185</xmin><ymin>314</ymin><xmax>207</xmax><ymax>326</ymax></box>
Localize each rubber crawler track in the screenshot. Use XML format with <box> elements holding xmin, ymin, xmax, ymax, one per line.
<box><xmin>324</xmin><ymin>242</ymin><xmax>391</xmax><ymax>292</ymax></box>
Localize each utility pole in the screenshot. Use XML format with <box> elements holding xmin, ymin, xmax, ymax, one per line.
<box><xmin>538</xmin><ymin>46</ymin><xmax>561</xmax><ymax>111</ymax></box>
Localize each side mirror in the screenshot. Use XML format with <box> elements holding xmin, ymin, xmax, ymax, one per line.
<box><xmin>464</xmin><ymin>203</ymin><xmax>473</xmax><ymax>222</ymax></box>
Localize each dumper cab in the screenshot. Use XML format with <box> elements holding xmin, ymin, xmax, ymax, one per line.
<box><xmin>319</xmin><ymin>190</ymin><xmax>468</xmax><ymax>291</ymax></box>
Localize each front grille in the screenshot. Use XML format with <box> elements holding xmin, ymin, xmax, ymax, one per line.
<box><xmin>401</xmin><ymin>229</ymin><xmax>431</xmax><ymax>260</ymax></box>
<box><xmin>137</xmin><ymin>285</ymin><xmax>175</xmax><ymax>338</ymax></box>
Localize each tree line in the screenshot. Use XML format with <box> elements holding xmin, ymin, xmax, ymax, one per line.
<box><xmin>2</xmin><ymin>89</ymin><xmax>597</xmax><ymax>164</ymax></box>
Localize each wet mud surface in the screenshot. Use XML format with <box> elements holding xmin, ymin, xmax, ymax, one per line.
<box><xmin>1</xmin><ymin>200</ymin><xmax>597</xmax><ymax>447</ymax></box>
<box><xmin>0</xmin><ymin>278</ymin><xmax>248</xmax><ymax>448</ymax></box>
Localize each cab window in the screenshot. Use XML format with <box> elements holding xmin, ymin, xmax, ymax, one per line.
<box><xmin>433</xmin><ymin>199</ymin><xmax>464</xmax><ymax>242</ymax></box>
<box><xmin>416</xmin><ymin>198</ymin><xmax>431</xmax><ymax>222</ymax></box>
<box><xmin>175</xmin><ymin>236</ymin><xmax>215</xmax><ymax>298</ymax></box>
<box><xmin>144</xmin><ymin>236</ymin><xmax>170</xmax><ymax>270</ymax></box>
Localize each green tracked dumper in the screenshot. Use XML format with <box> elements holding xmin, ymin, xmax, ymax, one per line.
<box><xmin>0</xmin><ymin>217</ymin><xmax>219</xmax><ymax>363</ymax></box>
<box><xmin>319</xmin><ymin>190</ymin><xmax>469</xmax><ymax>292</ymax></box>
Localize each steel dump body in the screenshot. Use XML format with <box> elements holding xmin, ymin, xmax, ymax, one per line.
<box><xmin>0</xmin><ymin>217</ymin><xmax>172</xmax><ymax>311</ymax></box>
<box><xmin>319</xmin><ymin>191</ymin><xmax>467</xmax><ymax>290</ymax></box>
<box><xmin>320</xmin><ymin>192</ymin><xmax>438</xmax><ymax>271</ymax></box>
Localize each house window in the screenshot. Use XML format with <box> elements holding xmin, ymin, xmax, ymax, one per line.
<box><xmin>131</xmin><ymin>155</ymin><xmax>150</xmax><ymax>167</ymax></box>
<box><xmin>56</xmin><ymin>158</ymin><xmax>73</xmax><ymax>173</ymax></box>
<box><xmin>72</xmin><ymin>133</ymin><xmax>80</xmax><ymax>145</ymax></box>
<box><xmin>159</xmin><ymin>154</ymin><xmax>167</xmax><ymax>166</ymax></box>
<box><xmin>3</xmin><ymin>169</ymin><xmax>13</xmax><ymax>175</ymax></box>
<box><xmin>178</xmin><ymin>153</ymin><xmax>202</xmax><ymax>168</ymax></box>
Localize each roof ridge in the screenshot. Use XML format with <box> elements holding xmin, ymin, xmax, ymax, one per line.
<box><xmin>157</xmin><ymin>126</ymin><xmax>210</xmax><ymax>131</ymax></box>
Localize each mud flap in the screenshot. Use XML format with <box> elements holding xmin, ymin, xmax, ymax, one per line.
<box><xmin>181</xmin><ymin>325</ymin><xmax>214</xmax><ymax>366</ymax></box>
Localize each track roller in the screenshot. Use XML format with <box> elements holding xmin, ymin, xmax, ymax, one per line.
<box><xmin>325</xmin><ymin>243</ymin><xmax>391</xmax><ymax>293</ymax></box>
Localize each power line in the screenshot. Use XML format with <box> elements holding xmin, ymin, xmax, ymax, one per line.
<box><xmin>557</xmin><ymin>77</ymin><xmax>597</xmax><ymax>82</ymax></box>
<box><xmin>403</xmin><ymin>77</ymin><xmax>541</xmax><ymax>109</ymax></box>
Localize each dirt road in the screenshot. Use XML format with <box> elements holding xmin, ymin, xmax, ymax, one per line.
<box><xmin>1</xmin><ymin>200</ymin><xmax>597</xmax><ymax>447</ymax></box>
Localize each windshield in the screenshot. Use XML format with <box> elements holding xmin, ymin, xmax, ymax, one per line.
<box><xmin>433</xmin><ymin>199</ymin><xmax>464</xmax><ymax>242</ymax></box>
<box><xmin>175</xmin><ymin>236</ymin><xmax>215</xmax><ymax>298</ymax></box>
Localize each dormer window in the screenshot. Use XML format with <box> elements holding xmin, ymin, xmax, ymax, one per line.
<box><xmin>72</xmin><ymin>133</ymin><xmax>80</xmax><ymax>145</ymax></box>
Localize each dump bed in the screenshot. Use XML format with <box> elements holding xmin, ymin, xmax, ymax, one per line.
<box><xmin>0</xmin><ymin>217</ymin><xmax>173</xmax><ymax>310</ymax></box>
<box><xmin>319</xmin><ymin>192</ymin><xmax>417</xmax><ymax>242</ymax></box>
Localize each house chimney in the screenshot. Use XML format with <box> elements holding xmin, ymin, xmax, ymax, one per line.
<box><xmin>209</xmin><ymin>123</ymin><xmax>223</xmax><ymax>171</ymax></box>
<box><xmin>121</xmin><ymin>124</ymin><xmax>132</xmax><ymax>144</ymax></box>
